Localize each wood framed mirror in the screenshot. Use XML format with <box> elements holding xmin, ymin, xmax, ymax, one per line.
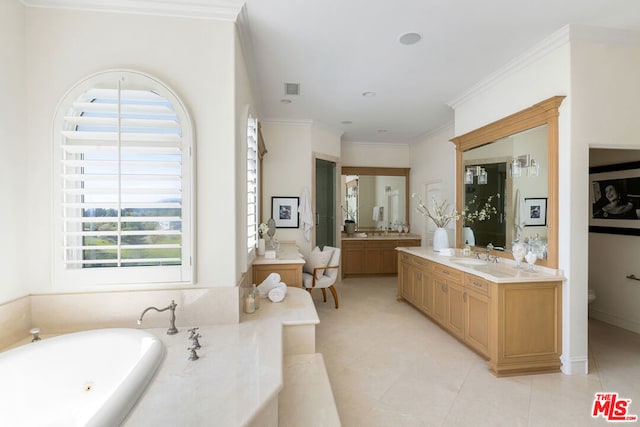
<box><xmin>450</xmin><ymin>96</ymin><xmax>565</xmax><ymax>268</ymax></box>
<box><xmin>341</xmin><ymin>166</ymin><xmax>410</xmax><ymax>231</ymax></box>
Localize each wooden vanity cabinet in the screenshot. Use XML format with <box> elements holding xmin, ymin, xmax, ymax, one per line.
<box><xmin>342</xmin><ymin>241</ymin><xmax>365</xmax><ymax>275</ymax></box>
<box><xmin>397</xmin><ymin>251</ymin><xmax>562</xmax><ymax>376</ymax></box>
<box><xmin>344</xmin><ymin>238</ymin><xmax>420</xmax><ymax>277</ymax></box>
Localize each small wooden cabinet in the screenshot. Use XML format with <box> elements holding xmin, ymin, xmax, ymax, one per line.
<box><xmin>397</xmin><ymin>250</ymin><xmax>562</xmax><ymax>376</ymax></box>
<box><xmin>343</xmin><ymin>237</ymin><xmax>420</xmax><ymax>277</ymax></box>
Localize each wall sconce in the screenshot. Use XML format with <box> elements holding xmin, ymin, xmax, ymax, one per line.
<box><xmin>509</xmin><ymin>154</ymin><xmax>539</xmax><ymax>178</ymax></box>
<box><xmin>465</xmin><ymin>165</ymin><xmax>487</xmax><ymax>185</ymax></box>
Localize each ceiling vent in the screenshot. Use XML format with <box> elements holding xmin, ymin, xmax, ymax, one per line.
<box><xmin>284</xmin><ymin>83</ymin><xmax>300</xmax><ymax>96</ymax></box>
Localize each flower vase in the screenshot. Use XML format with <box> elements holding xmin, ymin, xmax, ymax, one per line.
<box><xmin>433</xmin><ymin>228</ymin><xmax>449</xmax><ymax>252</ymax></box>
<box><xmin>463</xmin><ymin>227</ymin><xmax>475</xmax><ymax>246</ymax></box>
<box><xmin>257</xmin><ymin>238</ymin><xmax>265</xmax><ymax>256</ymax></box>
<box><xmin>344</xmin><ymin>221</ymin><xmax>356</xmax><ymax>236</ymax></box>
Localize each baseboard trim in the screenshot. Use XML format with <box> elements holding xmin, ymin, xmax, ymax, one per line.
<box><xmin>589</xmin><ymin>309</ymin><xmax>640</xmax><ymax>335</ymax></box>
<box><xmin>560</xmin><ymin>355</ymin><xmax>589</xmax><ymax>375</ymax></box>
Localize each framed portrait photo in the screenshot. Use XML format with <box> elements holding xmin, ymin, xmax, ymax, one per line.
<box><xmin>271</xmin><ymin>196</ymin><xmax>299</xmax><ymax>228</ymax></box>
<box><xmin>589</xmin><ymin>161</ymin><xmax>640</xmax><ymax>236</ymax></box>
<box><xmin>524</xmin><ymin>197</ymin><xmax>547</xmax><ymax>226</ymax></box>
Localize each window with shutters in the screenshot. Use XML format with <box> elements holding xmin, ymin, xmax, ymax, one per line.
<box><xmin>247</xmin><ymin>114</ymin><xmax>259</xmax><ymax>253</ymax></box>
<box><xmin>53</xmin><ymin>70</ymin><xmax>194</xmax><ymax>287</ymax></box>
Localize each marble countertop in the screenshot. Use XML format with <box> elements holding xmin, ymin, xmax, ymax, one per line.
<box><xmin>253</xmin><ymin>242</ymin><xmax>305</xmax><ymax>265</ymax></box>
<box><xmin>123</xmin><ymin>288</ymin><xmax>318</xmax><ymax>426</ymax></box>
<box><xmin>342</xmin><ymin>232</ymin><xmax>421</xmax><ymax>241</ymax></box>
<box><xmin>397</xmin><ymin>246</ymin><xmax>566</xmax><ymax>284</ymax></box>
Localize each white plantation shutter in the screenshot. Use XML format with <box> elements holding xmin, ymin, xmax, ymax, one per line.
<box><xmin>247</xmin><ymin>115</ymin><xmax>259</xmax><ymax>252</ymax></box>
<box><xmin>54</xmin><ymin>70</ymin><xmax>193</xmax><ymax>287</ymax></box>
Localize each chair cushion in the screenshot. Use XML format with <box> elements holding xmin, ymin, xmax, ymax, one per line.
<box><xmin>322</xmin><ymin>246</ymin><xmax>341</xmax><ymax>280</ymax></box>
<box><xmin>303</xmin><ymin>246</ymin><xmax>334</xmax><ymax>280</ymax></box>
<box><xmin>302</xmin><ymin>272</ymin><xmax>335</xmax><ymax>289</ymax></box>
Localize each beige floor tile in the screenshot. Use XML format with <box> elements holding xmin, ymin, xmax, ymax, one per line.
<box><xmin>314</xmin><ymin>276</ymin><xmax>640</xmax><ymax>427</ymax></box>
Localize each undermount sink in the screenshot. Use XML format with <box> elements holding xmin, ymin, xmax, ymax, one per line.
<box><xmin>451</xmin><ymin>258</ymin><xmax>488</xmax><ymax>266</ymax></box>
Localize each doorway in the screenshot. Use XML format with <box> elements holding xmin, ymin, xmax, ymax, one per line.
<box><xmin>315</xmin><ymin>158</ymin><xmax>336</xmax><ymax>248</ymax></box>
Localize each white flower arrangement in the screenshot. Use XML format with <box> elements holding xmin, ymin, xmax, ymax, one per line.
<box><xmin>342</xmin><ymin>205</ymin><xmax>357</xmax><ymax>223</ymax></box>
<box><xmin>258</xmin><ymin>222</ymin><xmax>269</xmax><ymax>238</ymax></box>
<box><xmin>462</xmin><ymin>193</ymin><xmax>500</xmax><ymax>225</ymax></box>
<box><xmin>411</xmin><ymin>193</ymin><xmax>460</xmax><ymax>228</ymax></box>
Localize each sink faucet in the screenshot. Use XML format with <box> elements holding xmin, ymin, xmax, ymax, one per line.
<box><xmin>138</xmin><ymin>300</ymin><xmax>178</xmax><ymax>335</ymax></box>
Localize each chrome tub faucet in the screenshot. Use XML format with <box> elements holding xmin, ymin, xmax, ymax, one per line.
<box><xmin>138</xmin><ymin>300</ymin><xmax>178</xmax><ymax>335</ymax></box>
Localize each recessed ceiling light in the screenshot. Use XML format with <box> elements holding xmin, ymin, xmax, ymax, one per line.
<box><xmin>341</xmin><ymin>120</ymin><xmax>353</xmax><ymax>125</ymax></box>
<box><xmin>377</xmin><ymin>129</ymin><xmax>388</xmax><ymax>133</ymax></box>
<box><xmin>399</xmin><ymin>32</ymin><xmax>422</xmax><ymax>45</ymax></box>
<box><xmin>361</xmin><ymin>91</ymin><xmax>376</xmax><ymax>97</ymax></box>
<box><xmin>280</xmin><ymin>99</ymin><xmax>292</xmax><ymax>104</ymax></box>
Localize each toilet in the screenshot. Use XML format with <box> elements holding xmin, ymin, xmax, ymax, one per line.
<box><xmin>588</xmin><ymin>288</ymin><xmax>596</xmax><ymax>304</ymax></box>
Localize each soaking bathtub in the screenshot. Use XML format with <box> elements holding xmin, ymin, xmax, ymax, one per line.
<box><xmin>0</xmin><ymin>328</ymin><xmax>164</xmax><ymax>427</ymax></box>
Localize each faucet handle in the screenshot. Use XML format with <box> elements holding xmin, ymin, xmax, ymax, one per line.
<box><xmin>30</xmin><ymin>328</ymin><xmax>41</xmax><ymax>342</ymax></box>
<box><xmin>188</xmin><ymin>346</ymin><xmax>199</xmax><ymax>361</ymax></box>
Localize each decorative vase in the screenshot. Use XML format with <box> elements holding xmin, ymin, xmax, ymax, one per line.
<box><xmin>463</xmin><ymin>227</ymin><xmax>475</xmax><ymax>246</ymax></box>
<box><xmin>257</xmin><ymin>238</ymin><xmax>265</xmax><ymax>256</ymax></box>
<box><xmin>433</xmin><ymin>227</ymin><xmax>449</xmax><ymax>252</ymax></box>
<box><xmin>345</xmin><ymin>221</ymin><xmax>356</xmax><ymax>236</ymax></box>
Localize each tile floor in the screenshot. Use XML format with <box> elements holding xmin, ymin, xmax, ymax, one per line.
<box><xmin>311</xmin><ymin>275</ymin><xmax>640</xmax><ymax>426</ymax></box>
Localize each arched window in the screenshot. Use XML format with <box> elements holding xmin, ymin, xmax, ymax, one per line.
<box><xmin>53</xmin><ymin>70</ymin><xmax>194</xmax><ymax>287</ymax></box>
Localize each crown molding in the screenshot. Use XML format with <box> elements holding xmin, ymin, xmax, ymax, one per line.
<box><xmin>21</xmin><ymin>0</ymin><xmax>244</xmax><ymax>21</ymax></box>
<box><xmin>448</xmin><ymin>25</ymin><xmax>570</xmax><ymax>109</ymax></box>
<box><xmin>260</xmin><ymin>119</ymin><xmax>314</xmax><ymax>127</ymax></box>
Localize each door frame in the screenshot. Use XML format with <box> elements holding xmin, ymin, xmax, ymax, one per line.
<box><xmin>312</xmin><ymin>152</ymin><xmax>340</xmax><ymax>249</ymax></box>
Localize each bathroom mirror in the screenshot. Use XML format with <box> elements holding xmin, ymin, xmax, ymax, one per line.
<box><xmin>463</xmin><ymin>125</ymin><xmax>548</xmax><ymax>251</ymax></box>
<box><xmin>341</xmin><ymin>167</ymin><xmax>410</xmax><ymax>230</ymax></box>
<box><xmin>451</xmin><ymin>96</ymin><xmax>565</xmax><ymax>268</ymax></box>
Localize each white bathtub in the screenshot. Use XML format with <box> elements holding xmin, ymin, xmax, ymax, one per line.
<box><xmin>0</xmin><ymin>328</ymin><xmax>164</xmax><ymax>427</ymax></box>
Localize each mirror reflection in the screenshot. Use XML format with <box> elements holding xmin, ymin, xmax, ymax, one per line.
<box><xmin>341</xmin><ymin>169</ymin><xmax>408</xmax><ymax>231</ymax></box>
<box><xmin>462</xmin><ymin>125</ymin><xmax>548</xmax><ymax>256</ymax></box>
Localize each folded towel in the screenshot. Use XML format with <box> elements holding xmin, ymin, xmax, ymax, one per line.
<box><xmin>257</xmin><ymin>273</ymin><xmax>281</xmax><ymax>298</ymax></box>
<box><xmin>438</xmin><ymin>248</ymin><xmax>454</xmax><ymax>256</ymax></box>
<box><xmin>268</xmin><ymin>282</ymin><xmax>288</xmax><ymax>303</ymax></box>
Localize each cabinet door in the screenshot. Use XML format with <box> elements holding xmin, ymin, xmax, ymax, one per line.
<box><xmin>465</xmin><ymin>287</ymin><xmax>490</xmax><ymax>357</ymax></box>
<box><xmin>343</xmin><ymin>242</ymin><xmax>365</xmax><ymax>275</ymax></box>
<box><xmin>410</xmin><ymin>267</ymin><xmax>423</xmax><ymax>306</ymax></box>
<box><xmin>419</xmin><ymin>272</ymin><xmax>434</xmax><ymax>316</ymax></box>
<box><xmin>364</xmin><ymin>248</ymin><xmax>383</xmax><ymax>274</ymax></box>
<box><xmin>400</xmin><ymin>260</ymin><xmax>413</xmax><ymax>301</ymax></box>
<box><xmin>432</xmin><ymin>277</ymin><xmax>448</xmax><ymax>325</ymax></box>
<box><xmin>382</xmin><ymin>246</ymin><xmax>398</xmax><ymax>274</ymax></box>
<box><xmin>447</xmin><ymin>282</ymin><xmax>466</xmax><ymax>340</ymax></box>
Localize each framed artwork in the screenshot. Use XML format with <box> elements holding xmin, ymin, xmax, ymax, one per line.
<box><xmin>524</xmin><ymin>197</ymin><xmax>547</xmax><ymax>226</ymax></box>
<box><xmin>589</xmin><ymin>161</ymin><xmax>640</xmax><ymax>236</ymax></box>
<box><xmin>271</xmin><ymin>196</ymin><xmax>299</xmax><ymax>228</ymax></box>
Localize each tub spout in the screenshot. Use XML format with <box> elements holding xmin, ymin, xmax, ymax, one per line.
<box><xmin>138</xmin><ymin>300</ymin><xmax>178</xmax><ymax>335</ymax></box>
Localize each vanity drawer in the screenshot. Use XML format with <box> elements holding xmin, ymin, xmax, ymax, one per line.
<box><xmin>399</xmin><ymin>253</ymin><xmax>412</xmax><ymax>263</ymax></box>
<box><xmin>433</xmin><ymin>264</ymin><xmax>463</xmax><ymax>283</ymax></box>
<box><xmin>465</xmin><ymin>274</ymin><xmax>489</xmax><ymax>295</ymax></box>
<box><xmin>411</xmin><ymin>256</ymin><xmax>429</xmax><ymax>269</ymax></box>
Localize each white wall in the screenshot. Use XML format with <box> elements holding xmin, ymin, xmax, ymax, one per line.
<box><xmin>0</xmin><ymin>0</ymin><xmax>27</xmax><ymax>303</ymax></box>
<box><xmin>261</xmin><ymin>121</ymin><xmax>341</xmax><ymax>257</ymax></box>
<box><xmin>23</xmin><ymin>7</ymin><xmax>239</xmax><ymax>295</ymax></box>
<box><xmin>575</xmin><ymin>27</ymin><xmax>640</xmax><ymax>334</ymax></box>
<box><xmin>341</xmin><ymin>141</ymin><xmax>410</xmax><ymax>167</ymax></box>
<box><xmin>408</xmin><ymin>124</ymin><xmax>457</xmax><ymax>246</ymax></box>
<box><xmin>261</xmin><ymin>122</ymin><xmax>313</xmax><ymax>255</ymax></box>
<box><xmin>235</xmin><ymin>28</ymin><xmax>257</xmax><ymax>279</ymax></box>
<box><xmin>450</xmin><ymin>27</ymin><xmax>586</xmax><ymax>373</ymax></box>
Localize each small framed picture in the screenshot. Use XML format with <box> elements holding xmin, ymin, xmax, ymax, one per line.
<box><xmin>271</xmin><ymin>196</ymin><xmax>299</xmax><ymax>228</ymax></box>
<box><xmin>524</xmin><ymin>197</ymin><xmax>547</xmax><ymax>226</ymax></box>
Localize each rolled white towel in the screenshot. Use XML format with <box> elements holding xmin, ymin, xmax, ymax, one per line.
<box><xmin>268</xmin><ymin>282</ymin><xmax>288</xmax><ymax>303</ymax></box>
<box><xmin>257</xmin><ymin>273</ymin><xmax>281</xmax><ymax>298</ymax></box>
